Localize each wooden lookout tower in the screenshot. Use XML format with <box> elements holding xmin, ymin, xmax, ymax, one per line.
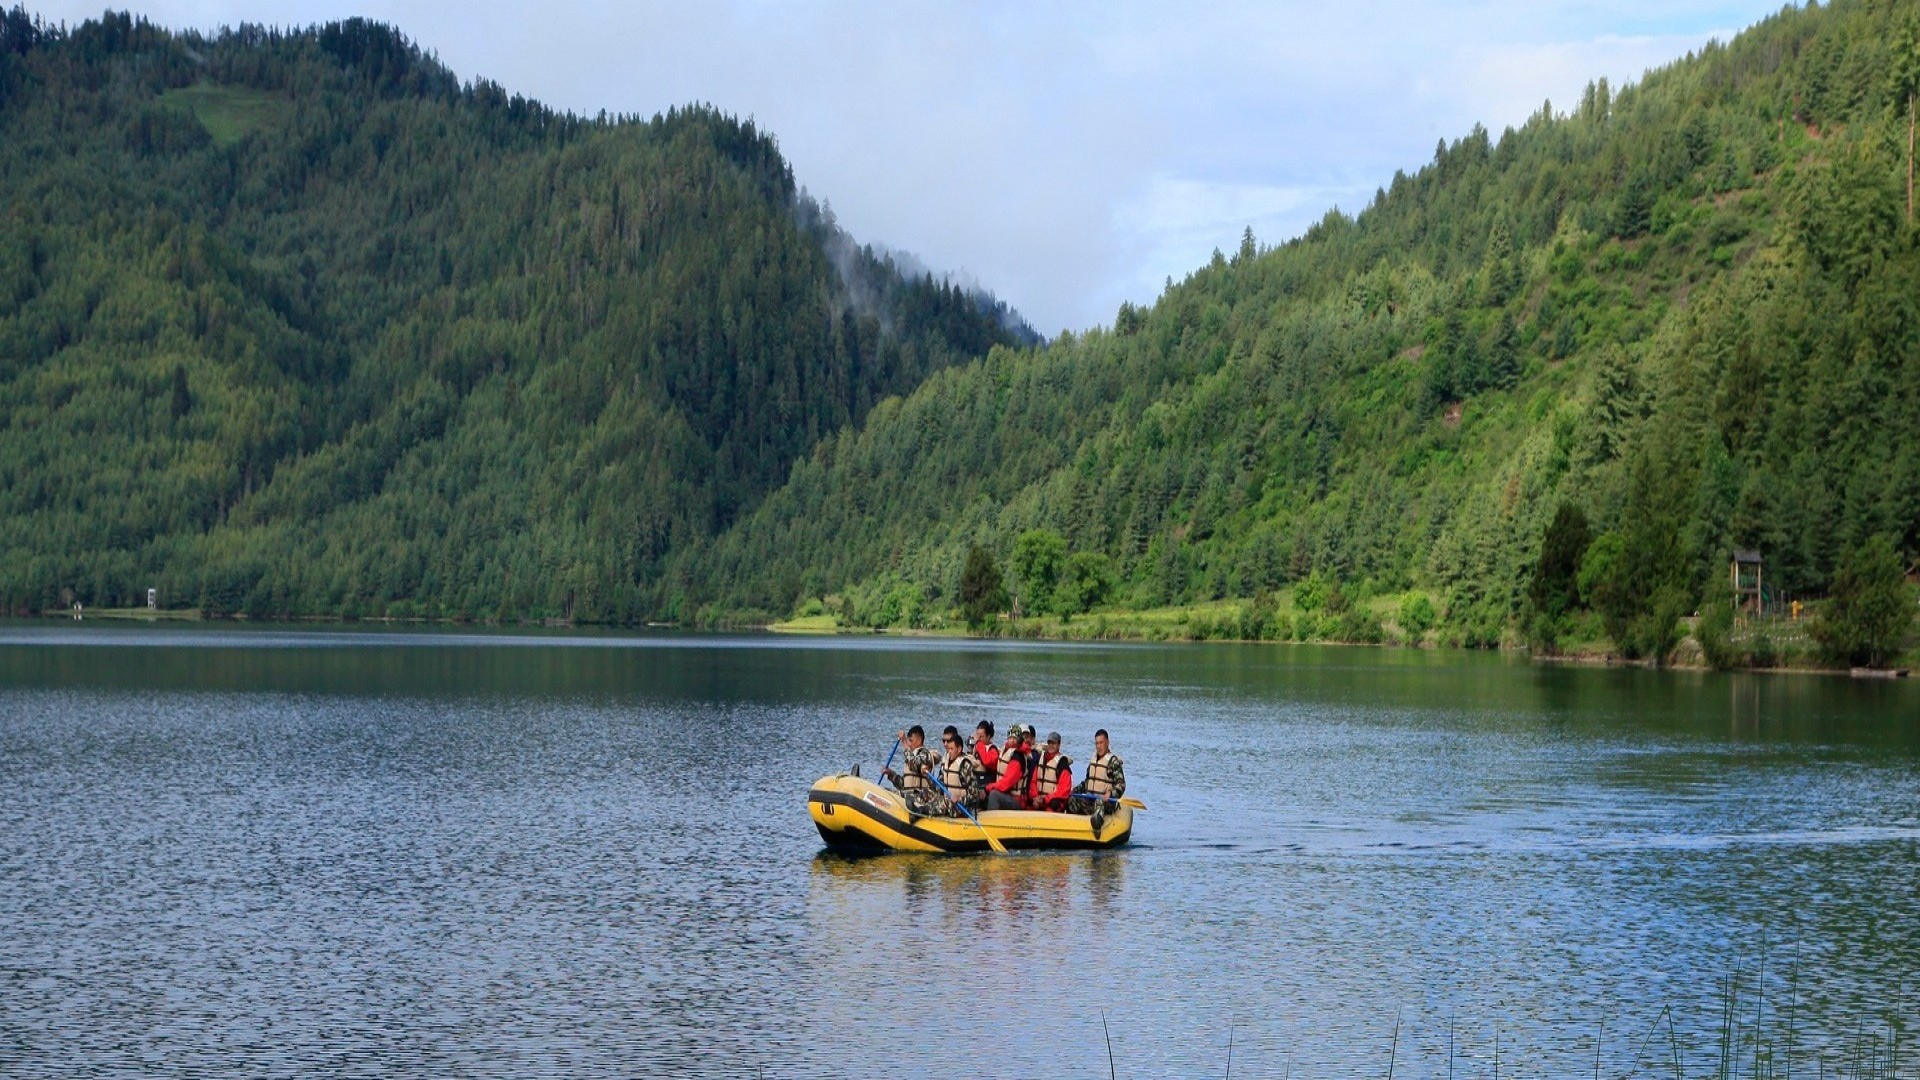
<box><xmin>1731</xmin><ymin>549</ymin><xmax>1763</xmax><ymax>616</ymax></box>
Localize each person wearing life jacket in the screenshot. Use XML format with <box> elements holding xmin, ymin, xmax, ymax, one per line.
<box><xmin>1026</xmin><ymin>730</ymin><xmax>1074</xmax><ymax>812</ymax></box>
<box><xmin>1070</xmin><ymin>728</ymin><xmax>1126</xmax><ymax>833</ymax></box>
<box><xmin>884</xmin><ymin>725</ymin><xmax>940</xmax><ymax>813</ymax></box>
<box><xmin>934</xmin><ymin>724</ymin><xmax>984</xmax><ymax>814</ymax></box>
<box><xmin>1016</xmin><ymin>726</ymin><xmax>1042</xmax><ymax>804</ymax></box>
<box><xmin>984</xmin><ymin>724</ymin><xmax>1028</xmax><ymax>811</ymax></box>
<box><xmin>1071</xmin><ymin>728</ymin><xmax>1125</xmax><ymax>805</ymax></box>
<box><xmin>970</xmin><ymin>720</ymin><xmax>999</xmax><ymax>787</ymax></box>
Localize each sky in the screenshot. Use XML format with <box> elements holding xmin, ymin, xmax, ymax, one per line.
<box><xmin>34</xmin><ymin>1</ymin><xmax>1787</xmax><ymax>335</ymax></box>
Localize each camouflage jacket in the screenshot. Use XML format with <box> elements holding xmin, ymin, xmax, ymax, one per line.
<box><xmin>898</xmin><ymin>744</ymin><xmax>940</xmax><ymax>790</ymax></box>
<box><xmin>1075</xmin><ymin>752</ymin><xmax>1125</xmax><ymax>800</ymax></box>
<box><xmin>940</xmin><ymin>752</ymin><xmax>985</xmax><ymax>811</ymax></box>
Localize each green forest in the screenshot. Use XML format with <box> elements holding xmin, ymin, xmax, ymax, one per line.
<box><xmin>0</xmin><ymin>10</ymin><xmax>1031</xmax><ymax>622</ymax></box>
<box><xmin>3</xmin><ymin>3</ymin><xmax>1917</xmax><ymax>666</ymax></box>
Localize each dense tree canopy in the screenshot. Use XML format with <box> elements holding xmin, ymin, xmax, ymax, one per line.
<box><xmin>0</xmin><ymin>10</ymin><xmax>1030</xmax><ymax>620</ymax></box>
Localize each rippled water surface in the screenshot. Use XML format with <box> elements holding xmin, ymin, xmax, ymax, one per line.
<box><xmin>2</xmin><ymin>622</ymin><xmax>1917</xmax><ymax>1077</ymax></box>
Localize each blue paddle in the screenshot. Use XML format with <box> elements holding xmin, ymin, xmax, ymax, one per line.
<box><xmin>1071</xmin><ymin>792</ymin><xmax>1147</xmax><ymax>809</ymax></box>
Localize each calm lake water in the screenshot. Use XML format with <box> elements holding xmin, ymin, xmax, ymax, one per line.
<box><xmin>2</xmin><ymin>622</ymin><xmax>1916</xmax><ymax>1077</ymax></box>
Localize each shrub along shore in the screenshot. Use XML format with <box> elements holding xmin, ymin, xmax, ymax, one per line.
<box><xmin>37</xmin><ymin>587</ymin><xmax>1912</xmax><ymax>674</ymax></box>
<box><xmin>764</xmin><ymin>583</ymin><xmax>1917</xmax><ymax>675</ymax></box>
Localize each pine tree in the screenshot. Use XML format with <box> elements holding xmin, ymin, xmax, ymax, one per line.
<box><xmin>169</xmin><ymin>363</ymin><xmax>190</xmax><ymax>420</ymax></box>
<box><xmin>957</xmin><ymin>545</ymin><xmax>1005</xmax><ymax>630</ymax></box>
<box><xmin>1814</xmin><ymin>534</ymin><xmax>1914</xmax><ymax>668</ymax></box>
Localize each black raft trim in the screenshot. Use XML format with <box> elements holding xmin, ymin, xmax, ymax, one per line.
<box><xmin>808</xmin><ymin>787</ymin><xmax>1126</xmax><ymax>853</ymax></box>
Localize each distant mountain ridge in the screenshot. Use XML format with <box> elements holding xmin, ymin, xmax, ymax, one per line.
<box><xmin>0</xmin><ymin>10</ymin><xmax>1033</xmax><ymax>620</ymax></box>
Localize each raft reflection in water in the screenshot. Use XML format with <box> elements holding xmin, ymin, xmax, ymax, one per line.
<box><xmin>809</xmin><ymin>847</ymin><xmax>1126</xmax><ymax>924</ymax></box>
<box><xmin>808</xmin><ymin>773</ymin><xmax>1132</xmax><ymax>854</ymax></box>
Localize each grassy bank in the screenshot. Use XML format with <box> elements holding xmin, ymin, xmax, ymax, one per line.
<box><xmin>35</xmin><ymin>597</ymin><xmax>1911</xmax><ymax>675</ymax></box>
<box><xmin>40</xmin><ymin>607</ymin><xmax>205</xmax><ymax>622</ymax></box>
<box><xmin>767</xmin><ymin>589</ymin><xmax>1917</xmax><ymax>674</ymax></box>
<box><xmin>774</xmin><ymin>589</ymin><xmax>1432</xmax><ymax>646</ymax></box>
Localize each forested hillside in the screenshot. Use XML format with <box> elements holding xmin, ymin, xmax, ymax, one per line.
<box><xmin>686</xmin><ymin>0</ymin><xmax>1920</xmax><ymax>658</ymax></box>
<box><xmin>5</xmin><ymin>4</ymin><xmax>1915</xmax><ymax>659</ymax></box>
<box><xmin>0</xmin><ymin>10</ymin><xmax>1031</xmax><ymax>620</ymax></box>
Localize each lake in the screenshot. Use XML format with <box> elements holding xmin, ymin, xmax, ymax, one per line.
<box><xmin>2</xmin><ymin>622</ymin><xmax>1916</xmax><ymax>1077</ymax></box>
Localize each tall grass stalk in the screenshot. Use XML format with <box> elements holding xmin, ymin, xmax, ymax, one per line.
<box><xmin>1733</xmin><ymin>970</ymin><xmax>1741</xmax><ymax>1077</ymax></box>
<box><xmin>1755</xmin><ymin>941</ymin><xmax>1768</xmax><ymax>1080</ymax></box>
<box><xmin>1387</xmin><ymin>1010</ymin><xmax>1400</xmax><ymax>1080</ymax></box>
<box><xmin>1101</xmin><ymin>1010</ymin><xmax>1115</xmax><ymax>1080</ymax></box>
<box><xmin>1597</xmin><ymin>1016</ymin><xmax>1605</xmax><ymax>1080</ymax></box>
<box><xmin>1786</xmin><ymin>954</ymin><xmax>1801</xmax><ymax>1079</ymax></box>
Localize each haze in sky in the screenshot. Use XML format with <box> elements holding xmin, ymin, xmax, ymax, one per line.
<box><xmin>32</xmin><ymin>1</ymin><xmax>1783</xmax><ymax>334</ymax></box>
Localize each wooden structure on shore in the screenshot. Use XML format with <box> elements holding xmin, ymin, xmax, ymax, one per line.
<box><xmin>1732</xmin><ymin>549</ymin><xmax>1763</xmax><ymax>616</ymax></box>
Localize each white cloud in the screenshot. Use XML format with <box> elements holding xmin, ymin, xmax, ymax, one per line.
<box><xmin>1456</xmin><ymin>30</ymin><xmax>1742</xmax><ymax>134</ymax></box>
<box><xmin>1104</xmin><ymin>176</ymin><xmax>1374</xmax><ymax>313</ymax></box>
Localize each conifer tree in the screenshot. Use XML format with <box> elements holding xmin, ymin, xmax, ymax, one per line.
<box><xmin>958</xmin><ymin>545</ymin><xmax>1005</xmax><ymax>630</ymax></box>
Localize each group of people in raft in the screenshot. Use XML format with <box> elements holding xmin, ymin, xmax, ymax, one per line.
<box><xmin>880</xmin><ymin>720</ymin><xmax>1126</xmax><ymax>831</ymax></box>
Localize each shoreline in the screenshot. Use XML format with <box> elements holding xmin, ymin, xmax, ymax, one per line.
<box><xmin>24</xmin><ymin>608</ymin><xmax>1910</xmax><ymax>677</ymax></box>
<box><xmin>763</xmin><ymin>614</ymin><xmax>1909</xmax><ymax>677</ymax></box>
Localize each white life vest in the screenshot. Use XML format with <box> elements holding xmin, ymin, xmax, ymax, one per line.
<box><xmin>898</xmin><ymin>746</ymin><xmax>934</xmax><ymax>791</ymax></box>
<box><xmin>1029</xmin><ymin>752</ymin><xmax>1070</xmax><ymax>802</ymax></box>
<box><xmin>940</xmin><ymin>755</ymin><xmax>974</xmax><ymax>798</ymax></box>
<box><xmin>1084</xmin><ymin>751</ymin><xmax>1121</xmax><ymax>797</ymax></box>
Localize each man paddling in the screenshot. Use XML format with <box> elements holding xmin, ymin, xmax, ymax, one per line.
<box><xmin>934</xmin><ymin>725</ymin><xmax>984</xmax><ymax>815</ymax></box>
<box><xmin>884</xmin><ymin>724</ymin><xmax>940</xmax><ymax>813</ymax></box>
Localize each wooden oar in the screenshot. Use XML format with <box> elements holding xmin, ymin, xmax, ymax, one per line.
<box><xmin>927</xmin><ymin>772</ymin><xmax>1008</xmax><ymax>854</ymax></box>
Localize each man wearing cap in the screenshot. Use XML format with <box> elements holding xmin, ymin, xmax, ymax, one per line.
<box><xmin>984</xmin><ymin>724</ymin><xmax>1028</xmax><ymax>811</ymax></box>
<box><xmin>1026</xmin><ymin>730</ymin><xmax>1074</xmax><ymax>812</ymax></box>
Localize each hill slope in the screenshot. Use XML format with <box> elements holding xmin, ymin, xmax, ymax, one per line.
<box><xmin>0</xmin><ymin>11</ymin><xmax>1032</xmax><ymax>620</ymax></box>
<box><xmin>686</xmin><ymin>0</ymin><xmax>1920</xmax><ymax>650</ymax></box>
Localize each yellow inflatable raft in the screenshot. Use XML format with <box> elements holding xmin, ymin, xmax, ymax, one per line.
<box><xmin>808</xmin><ymin>772</ymin><xmax>1131</xmax><ymax>854</ymax></box>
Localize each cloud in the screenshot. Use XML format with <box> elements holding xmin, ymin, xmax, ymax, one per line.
<box><xmin>33</xmin><ymin>0</ymin><xmax>1783</xmax><ymax>333</ymax></box>
<box><xmin>1456</xmin><ymin>30</ymin><xmax>1743</xmax><ymax>134</ymax></box>
<box><xmin>1105</xmin><ymin>176</ymin><xmax>1373</xmax><ymax>309</ymax></box>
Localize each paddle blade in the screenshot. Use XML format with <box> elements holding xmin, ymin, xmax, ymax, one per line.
<box><xmin>1118</xmin><ymin>796</ymin><xmax>1146</xmax><ymax>810</ymax></box>
<box><xmin>984</xmin><ymin>831</ymin><xmax>1008</xmax><ymax>854</ymax></box>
